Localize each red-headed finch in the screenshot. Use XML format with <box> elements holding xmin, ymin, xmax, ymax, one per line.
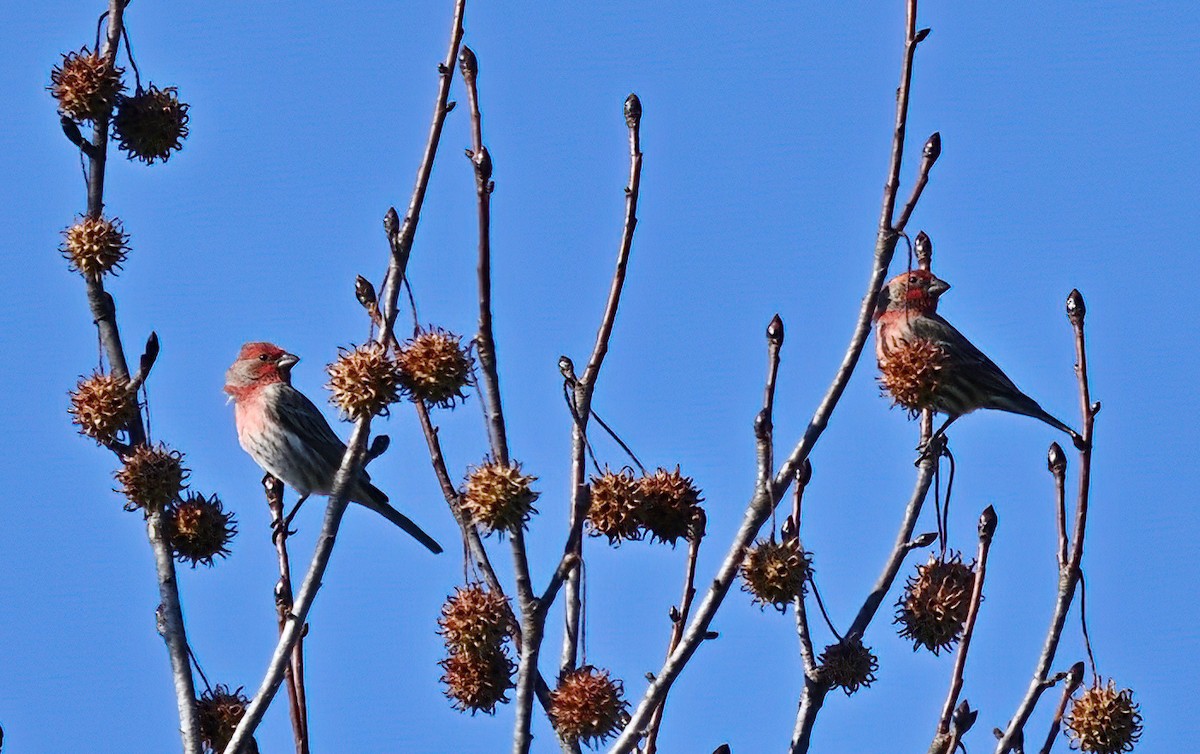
<box><xmin>874</xmin><ymin>270</ymin><xmax>1082</xmax><ymax>448</ymax></box>
<box><xmin>224</xmin><ymin>342</ymin><xmax>441</xmax><ymax>553</ymax></box>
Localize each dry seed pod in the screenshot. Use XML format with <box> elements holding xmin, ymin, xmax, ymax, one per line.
<box><xmin>326</xmin><ymin>342</ymin><xmax>403</xmax><ymax>420</ymax></box>
<box><xmin>114</xmin><ymin>443</ymin><xmax>188</xmax><ymax>513</ymax></box>
<box><xmin>61</xmin><ymin>215</ymin><xmax>130</xmax><ymax>279</ymax></box>
<box><xmin>818</xmin><ymin>638</ymin><xmax>878</xmax><ymax>696</ymax></box>
<box><xmin>68</xmin><ymin>372</ymin><xmax>137</xmax><ymax>443</ymax></box>
<box><xmin>440</xmin><ymin>645</ymin><xmax>516</xmax><ymax>715</ymax></box>
<box><xmin>438</xmin><ymin>583</ymin><xmax>515</xmax><ymax>654</ymax></box>
<box><xmin>586</xmin><ymin>468</ymin><xmax>642</xmax><ymax>544</ymax></box>
<box><xmin>165</xmin><ymin>492</ymin><xmax>236</xmax><ymax>567</ymax></box>
<box><xmin>396</xmin><ymin>327</ymin><xmax>473</xmax><ymax>407</ymax></box>
<box><xmin>878</xmin><ymin>338</ymin><xmax>949</xmax><ymax>416</ymax></box>
<box><xmin>112</xmin><ymin>84</ymin><xmax>190</xmax><ymax>164</ymax></box>
<box><xmin>739</xmin><ymin>536</ymin><xmax>812</xmax><ymax>611</ymax></box>
<box><xmin>196</xmin><ymin>685</ymin><xmax>251</xmax><ymax>753</ymax></box>
<box><xmin>1064</xmin><ymin>678</ymin><xmax>1142</xmax><ymax>754</ymax></box>
<box><xmin>49</xmin><ymin>48</ymin><xmax>124</xmax><ymax>122</ymax></box>
<box><xmin>895</xmin><ymin>552</ymin><xmax>976</xmax><ymax>654</ymax></box>
<box><xmin>549</xmin><ymin>666</ymin><xmax>630</xmax><ymax>748</ymax></box>
<box><xmin>635</xmin><ymin>467</ymin><xmax>703</xmax><ymax>546</ymax></box>
<box><xmin>461</xmin><ymin>460</ymin><xmax>539</xmax><ymax>534</ymax></box>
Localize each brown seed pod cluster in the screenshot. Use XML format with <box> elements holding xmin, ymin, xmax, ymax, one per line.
<box><xmin>635</xmin><ymin>467</ymin><xmax>703</xmax><ymax>546</ymax></box>
<box><xmin>165</xmin><ymin>492</ymin><xmax>236</xmax><ymax>567</ymax></box>
<box><xmin>739</xmin><ymin>535</ymin><xmax>813</xmax><ymax>611</ymax></box>
<box><xmin>114</xmin><ymin>443</ymin><xmax>188</xmax><ymax>513</ymax></box>
<box><xmin>61</xmin><ymin>215</ymin><xmax>130</xmax><ymax>279</ymax></box>
<box><xmin>878</xmin><ymin>337</ymin><xmax>948</xmax><ymax>416</ymax></box>
<box><xmin>439</xmin><ymin>648</ymin><xmax>517</xmax><ymax>716</ymax></box>
<box><xmin>196</xmin><ymin>684</ymin><xmax>250</xmax><ymax>753</ymax></box>
<box><xmin>438</xmin><ymin>583</ymin><xmax>517</xmax><ymax>716</ymax></box>
<box><xmin>460</xmin><ymin>460</ymin><xmax>539</xmax><ymax>535</ymax></box>
<box><xmin>895</xmin><ymin>552</ymin><xmax>976</xmax><ymax>654</ymax></box>
<box><xmin>438</xmin><ymin>583</ymin><xmax>515</xmax><ymax>654</ymax></box>
<box><xmin>1064</xmin><ymin>679</ymin><xmax>1143</xmax><ymax>754</ymax></box>
<box><xmin>586</xmin><ymin>468</ymin><xmax>641</xmax><ymax>544</ymax></box>
<box><xmin>396</xmin><ymin>327</ymin><xmax>473</xmax><ymax>407</ymax></box>
<box><xmin>49</xmin><ymin>48</ymin><xmax>125</xmax><ymax>122</ymax></box>
<box><xmin>112</xmin><ymin>84</ymin><xmax>190</xmax><ymax>164</ymax></box>
<box><xmin>326</xmin><ymin>342</ymin><xmax>403</xmax><ymax>420</ymax></box>
<box><xmin>818</xmin><ymin>638</ymin><xmax>879</xmax><ymax>696</ymax></box>
<box><xmin>549</xmin><ymin>666</ymin><xmax>630</xmax><ymax>748</ymax></box>
<box><xmin>68</xmin><ymin>372</ymin><xmax>137</xmax><ymax>444</ymax></box>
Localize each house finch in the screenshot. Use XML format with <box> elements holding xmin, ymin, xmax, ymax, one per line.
<box><xmin>874</xmin><ymin>270</ymin><xmax>1083</xmax><ymax>449</ymax></box>
<box><xmin>224</xmin><ymin>342</ymin><xmax>442</xmax><ymax>553</ymax></box>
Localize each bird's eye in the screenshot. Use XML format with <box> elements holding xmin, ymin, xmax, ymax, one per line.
<box><xmin>258</xmin><ymin>354</ymin><xmax>270</xmax><ymax>362</ymax></box>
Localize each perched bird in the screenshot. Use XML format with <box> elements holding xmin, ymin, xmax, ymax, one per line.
<box><xmin>224</xmin><ymin>342</ymin><xmax>442</xmax><ymax>553</ymax></box>
<box><xmin>874</xmin><ymin>270</ymin><xmax>1083</xmax><ymax>449</ymax></box>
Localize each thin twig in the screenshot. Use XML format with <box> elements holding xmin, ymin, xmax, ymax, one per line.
<box><xmin>1038</xmin><ymin>662</ymin><xmax>1084</xmax><ymax>754</ymax></box>
<box><xmin>459</xmin><ymin>42</ymin><xmax>552</xmax><ymax>754</ymax></box>
<box><xmin>551</xmin><ymin>92</ymin><xmax>644</xmax><ymax>700</ymax></box>
<box><xmin>222</xmin><ymin>4</ymin><xmax>466</xmax><ymax>750</ymax></box>
<box><xmin>265</xmin><ymin>474</ymin><xmax>309</xmax><ymax>754</ymax></box>
<box><xmin>612</xmin><ymin>4</ymin><xmax>932</xmax><ymax>750</ymax></box>
<box><xmin>931</xmin><ymin>507</ymin><xmax>996</xmax><ymax>752</ymax></box>
<box><xmin>994</xmin><ymin>291</ymin><xmax>1096</xmax><ymax>753</ymax></box>
<box><xmin>642</xmin><ymin>511</ymin><xmax>707</xmax><ymax>754</ymax></box>
<box><xmin>791</xmin><ymin>464</ymin><xmax>817</xmax><ymax>677</ymax></box>
<box><xmin>1048</xmin><ymin>442</ymin><xmax>1068</xmax><ymax>569</ymax></box>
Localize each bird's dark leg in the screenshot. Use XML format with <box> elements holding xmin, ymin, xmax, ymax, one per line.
<box><xmin>278</xmin><ymin>494</ymin><xmax>309</xmax><ymax>537</ymax></box>
<box><xmin>915</xmin><ymin>415</ymin><xmax>957</xmax><ymax>465</ymax></box>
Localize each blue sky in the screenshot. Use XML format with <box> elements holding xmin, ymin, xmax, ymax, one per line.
<box><xmin>2</xmin><ymin>1</ymin><xmax>1197</xmax><ymax>751</ymax></box>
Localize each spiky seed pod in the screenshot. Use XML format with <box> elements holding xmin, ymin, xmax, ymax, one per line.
<box><xmin>61</xmin><ymin>215</ymin><xmax>130</xmax><ymax>279</ymax></box>
<box><xmin>112</xmin><ymin>84</ymin><xmax>190</xmax><ymax>164</ymax></box>
<box><xmin>326</xmin><ymin>342</ymin><xmax>403</xmax><ymax>420</ymax></box>
<box><xmin>818</xmin><ymin>638</ymin><xmax>879</xmax><ymax>696</ymax></box>
<box><xmin>114</xmin><ymin>443</ymin><xmax>188</xmax><ymax>513</ymax></box>
<box><xmin>895</xmin><ymin>552</ymin><xmax>976</xmax><ymax>654</ymax></box>
<box><xmin>440</xmin><ymin>645</ymin><xmax>517</xmax><ymax>715</ymax></box>
<box><xmin>1064</xmin><ymin>679</ymin><xmax>1143</xmax><ymax>754</ymax></box>
<box><xmin>165</xmin><ymin>492</ymin><xmax>236</xmax><ymax>567</ymax></box>
<box><xmin>635</xmin><ymin>467</ymin><xmax>703</xmax><ymax>546</ymax></box>
<box><xmin>396</xmin><ymin>327</ymin><xmax>473</xmax><ymax>407</ymax></box>
<box><xmin>196</xmin><ymin>684</ymin><xmax>250</xmax><ymax>753</ymax></box>
<box><xmin>739</xmin><ymin>536</ymin><xmax>813</xmax><ymax>611</ymax></box>
<box><xmin>68</xmin><ymin>372</ymin><xmax>137</xmax><ymax>443</ymax></box>
<box><xmin>586</xmin><ymin>468</ymin><xmax>642</xmax><ymax>544</ymax></box>
<box><xmin>461</xmin><ymin>460</ymin><xmax>539</xmax><ymax>534</ymax></box>
<box><xmin>49</xmin><ymin>48</ymin><xmax>124</xmax><ymax>122</ymax></box>
<box><xmin>438</xmin><ymin>584</ymin><xmax>515</xmax><ymax>654</ymax></box>
<box><xmin>549</xmin><ymin>666</ymin><xmax>630</xmax><ymax>748</ymax></box>
<box><xmin>878</xmin><ymin>338</ymin><xmax>949</xmax><ymax>417</ymax></box>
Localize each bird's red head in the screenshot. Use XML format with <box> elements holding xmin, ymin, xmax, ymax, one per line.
<box><xmin>224</xmin><ymin>342</ymin><xmax>299</xmax><ymax>399</ymax></box>
<box><xmin>875</xmin><ymin>269</ymin><xmax>950</xmax><ymax>319</ymax></box>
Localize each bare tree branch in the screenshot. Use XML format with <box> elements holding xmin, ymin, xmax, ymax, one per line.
<box><xmin>1037</xmin><ymin>662</ymin><xmax>1084</xmax><ymax>754</ymax></box>
<box><xmin>555</xmin><ymin>93</ymin><xmax>645</xmax><ymax>690</ymax></box>
<box><xmin>994</xmin><ymin>291</ymin><xmax>1097</xmax><ymax>753</ymax></box>
<box><xmin>221</xmin><ymin>3</ymin><xmax>466</xmax><ymax>750</ymax></box>
<box><xmin>265</xmin><ymin>474</ymin><xmax>309</xmax><ymax>754</ymax></box>
<box><xmin>67</xmin><ymin>3</ymin><xmax>204</xmax><ymax>750</ymax></box>
<box><xmin>930</xmin><ymin>507</ymin><xmax>996</xmax><ymax>753</ymax></box>
<box><xmin>610</xmin><ymin>3</ymin><xmax>933</xmax><ymax>750</ymax></box>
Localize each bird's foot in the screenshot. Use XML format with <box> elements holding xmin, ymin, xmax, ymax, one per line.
<box><xmin>915</xmin><ymin>433</ymin><xmax>948</xmax><ymax>467</ymax></box>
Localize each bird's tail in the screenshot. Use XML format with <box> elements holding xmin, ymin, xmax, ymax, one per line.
<box><xmin>354</xmin><ymin>482</ymin><xmax>443</xmax><ymax>554</ymax></box>
<box><xmin>1003</xmin><ymin>397</ymin><xmax>1087</xmax><ymax>451</ymax></box>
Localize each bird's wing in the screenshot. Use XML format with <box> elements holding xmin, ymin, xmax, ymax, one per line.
<box><xmin>912</xmin><ymin>312</ymin><xmax>1047</xmax><ymax>416</ymax></box>
<box><xmin>267</xmin><ymin>385</ymin><xmax>380</xmax><ymax>484</ymax></box>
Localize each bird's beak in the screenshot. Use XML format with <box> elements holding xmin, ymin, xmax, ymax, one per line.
<box><xmin>277</xmin><ymin>353</ymin><xmax>299</xmax><ymax>371</ymax></box>
<box><xmin>928</xmin><ymin>277</ymin><xmax>951</xmax><ymax>297</ymax></box>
